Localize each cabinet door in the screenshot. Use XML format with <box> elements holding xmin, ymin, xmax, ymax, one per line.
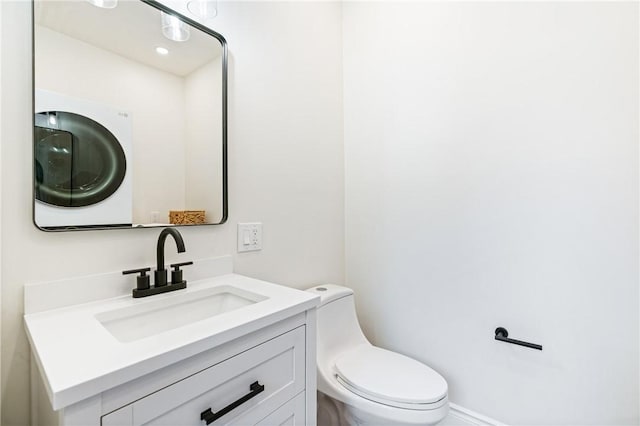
<box><xmin>254</xmin><ymin>393</ymin><xmax>305</xmax><ymax>426</ymax></box>
<box><xmin>102</xmin><ymin>327</ymin><xmax>305</xmax><ymax>426</ymax></box>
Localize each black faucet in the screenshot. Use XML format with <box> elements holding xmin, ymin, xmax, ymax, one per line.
<box><xmin>155</xmin><ymin>227</ymin><xmax>185</xmax><ymax>287</ymax></box>
<box><xmin>122</xmin><ymin>227</ymin><xmax>193</xmax><ymax>298</ymax></box>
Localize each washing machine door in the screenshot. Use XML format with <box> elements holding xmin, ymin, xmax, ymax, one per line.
<box><xmin>34</xmin><ymin>111</ymin><xmax>127</xmax><ymax>208</ymax></box>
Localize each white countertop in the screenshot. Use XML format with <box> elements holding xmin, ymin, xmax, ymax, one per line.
<box><xmin>24</xmin><ymin>265</ymin><xmax>319</xmax><ymax>410</ymax></box>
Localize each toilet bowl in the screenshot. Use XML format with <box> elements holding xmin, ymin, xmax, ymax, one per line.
<box><xmin>308</xmin><ymin>284</ymin><xmax>449</xmax><ymax>425</ymax></box>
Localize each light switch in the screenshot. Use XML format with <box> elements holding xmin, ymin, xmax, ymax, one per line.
<box><xmin>238</xmin><ymin>223</ymin><xmax>262</xmax><ymax>252</ymax></box>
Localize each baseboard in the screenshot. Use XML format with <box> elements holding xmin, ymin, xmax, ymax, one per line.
<box><xmin>441</xmin><ymin>403</ymin><xmax>505</xmax><ymax>426</ymax></box>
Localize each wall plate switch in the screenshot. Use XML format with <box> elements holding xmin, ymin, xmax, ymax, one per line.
<box><xmin>237</xmin><ymin>223</ymin><xmax>262</xmax><ymax>252</ymax></box>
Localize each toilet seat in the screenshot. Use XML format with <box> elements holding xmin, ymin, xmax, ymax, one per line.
<box><xmin>334</xmin><ymin>345</ymin><xmax>448</xmax><ymax>410</ymax></box>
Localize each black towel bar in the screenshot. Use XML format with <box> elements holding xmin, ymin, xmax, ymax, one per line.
<box><xmin>494</xmin><ymin>327</ymin><xmax>542</xmax><ymax>351</ymax></box>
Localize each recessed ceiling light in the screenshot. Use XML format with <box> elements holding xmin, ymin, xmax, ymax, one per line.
<box><xmin>156</xmin><ymin>47</ymin><xmax>169</xmax><ymax>55</ymax></box>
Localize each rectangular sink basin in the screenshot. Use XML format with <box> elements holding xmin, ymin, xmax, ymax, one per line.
<box><xmin>96</xmin><ymin>285</ymin><xmax>268</xmax><ymax>343</ymax></box>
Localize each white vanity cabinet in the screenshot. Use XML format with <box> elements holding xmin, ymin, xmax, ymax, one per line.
<box><xmin>33</xmin><ymin>312</ymin><xmax>316</xmax><ymax>426</ymax></box>
<box><xmin>101</xmin><ymin>323</ymin><xmax>307</xmax><ymax>426</ymax></box>
<box><xmin>24</xmin><ymin>261</ymin><xmax>319</xmax><ymax>426</ymax></box>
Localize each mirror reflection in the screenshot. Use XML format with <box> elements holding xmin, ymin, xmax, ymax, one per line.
<box><xmin>33</xmin><ymin>0</ymin><xmax>227</xmax><ymax>230</ymax></box>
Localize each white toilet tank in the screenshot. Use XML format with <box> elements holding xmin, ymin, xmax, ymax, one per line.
<box><xmin>308</xmin><ymin>284</ymin><xmax>369</xmax><ymax>364</ymax></box>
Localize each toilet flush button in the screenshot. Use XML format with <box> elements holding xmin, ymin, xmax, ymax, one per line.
<box><xmin>316</xmin><ymin>287</ymin><xmax>327</xmax><ymax>291</ymax></box>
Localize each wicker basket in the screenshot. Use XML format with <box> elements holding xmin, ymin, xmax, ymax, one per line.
<box><xmin>169</xmin><ymin>210</ymin><xmax>206</xmax><ymax>225</ymax></box>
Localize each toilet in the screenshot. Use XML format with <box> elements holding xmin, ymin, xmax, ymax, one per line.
<box><xmin>308</xmin><ymin>284</ymin><xmax>449</xmax><ymax>425</ymax></box>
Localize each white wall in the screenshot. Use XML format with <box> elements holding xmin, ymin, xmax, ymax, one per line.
<box><xmin>0</xmin><ymin>1</ymin><xmax>344</xmax><ymax>424</ymax></box>
<box><xmin>35</xmin><ymin>26</ymin><xmax>186</xmax><ymax>224</ymax></box>
<box><xmin>343</xmin><ymin>2</ymin><xmax>638</xmax><ymax>425</ymax></box>
<box><xmin>184</xmin><ymin>57</ymin><xmax>224</xmax><ymax>222</ymax></box>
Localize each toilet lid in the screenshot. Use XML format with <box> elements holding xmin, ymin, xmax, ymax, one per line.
<box><xmin>334</xmin><ymin>345</ymin><xmax>447</xmax><ymax>408</ymax></box>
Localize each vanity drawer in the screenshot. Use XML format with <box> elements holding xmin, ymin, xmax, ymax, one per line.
<box><xmin>254</xmin><ymin>392</ymin><xmax>305</xmax><ymax>426</ymax></box>
<box><xmin>102</xmin><ymin>326</ymin><xmax>305</xmax><ymax>426</ymax></box>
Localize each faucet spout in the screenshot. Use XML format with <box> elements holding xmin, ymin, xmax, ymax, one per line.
<box><xmin>155</xmin><ymin>227</ymin><xmax>185</xmax><ymax>286</ymax></box>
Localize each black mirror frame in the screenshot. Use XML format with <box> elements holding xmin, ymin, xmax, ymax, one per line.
<box><xmin>31</xmin><ymin>0</ymin><xmax>228</xmax><ymax>231</ymax></box>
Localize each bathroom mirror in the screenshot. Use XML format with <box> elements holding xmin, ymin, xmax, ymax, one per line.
<box><xmin>32</xmin><ymin>0</ymin><xmax>227</xmax><ymax>230</ymax></box>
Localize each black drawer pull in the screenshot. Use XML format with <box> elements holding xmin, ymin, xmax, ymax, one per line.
<box><xmin>200</xmin><ymin>381</ymin><xmax>265</xmax><ymax>424</ymax></box>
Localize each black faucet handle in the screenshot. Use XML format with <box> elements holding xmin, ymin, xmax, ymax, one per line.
<box><xmin>170</xmin><ymin>261</ymin><xmax>194</xmax><ymax>270</ymax></box>
<box><xmin>170</xmin><ymin>261</ymin><xmax>193</xmax><ymax>285</ymax></box>
<box><xmin>122</xmin><ymin>267</ymin><xmax>151</xmax><ymax>275</ymax></box>
<box><xmin>122</xmin><ymin>267</ymin><xmax>151</xmax><ymax>291</ymax></box>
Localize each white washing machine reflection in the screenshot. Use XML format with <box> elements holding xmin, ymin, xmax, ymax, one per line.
<box><xmin>34</xmin><ymin>89</ymin><xmax>133</xmax><ymax>229</ymax></box>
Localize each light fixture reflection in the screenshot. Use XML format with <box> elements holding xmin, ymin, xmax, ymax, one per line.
<box><xmin>161</xmin><ymin>12</ymin><xmax>190</xmax><ymax>42</ymax></box>
<box><xmin>85</xmin><ymin>0</ymin><xmax>118</xmax><ymax>9</ymax></box>
<box><xmin>187</xmin><ymin>0</ymin><xmax>217</xmax><ymax>19</ymax></box>
<box><xmin>155</xmin><ymin>47</ymin><xmax>169</xmax><ymax>55</ymax></box>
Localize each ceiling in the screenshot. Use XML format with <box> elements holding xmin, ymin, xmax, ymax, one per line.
<box><xmin>35</xmin><ymin>0</ymin><xmax>223</xmax><ymax>77</ymax></box>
